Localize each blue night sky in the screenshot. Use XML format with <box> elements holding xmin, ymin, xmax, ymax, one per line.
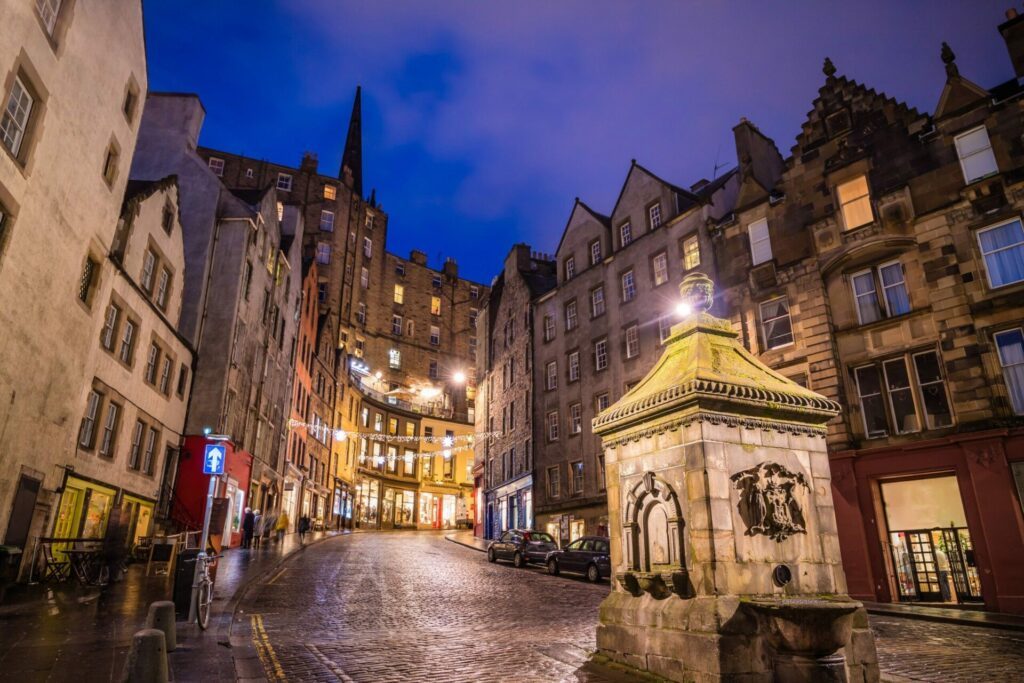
<box><xmin>144</xmin><ymin>1</ymin><xmax>1009</xmax><ymax>284</ymax></box>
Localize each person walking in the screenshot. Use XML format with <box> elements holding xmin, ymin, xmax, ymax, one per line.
<box><xmin>275</xmin><ymin>510</ymin><xmax>290</xmax><ymax>544</ymax></box>
<box><xmin>261</xmin><ymin>510</ymin><xmax>277</xmax><ymax>547</ymax></box>
<box><xmin>298</xmin><ymin>514</ymin><xmax>311</xmax><ymax>544</ymax></box>
<box><xmin>252</xmin><ymin>509</ymin><xmax>263</xmax><ymax>549</ymax></box>
<box><xmin>241</xmin><ymin>507</ymin><xmax>255</xmax><ymax>549</ymax></box>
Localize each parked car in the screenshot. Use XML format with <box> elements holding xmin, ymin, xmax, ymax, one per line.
<box><xmin>486</xmin><ymin>529</ymin><xmax>558</xmax><ymax>568</ymax></box>
<box><xmin>545</xmin><ymin>536</ymin><xmax>611</xmax><ymax>582</ymax></box>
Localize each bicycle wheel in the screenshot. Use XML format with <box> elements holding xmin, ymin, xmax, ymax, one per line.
<box><xmin>196</xmin><ymin>578</ymin><xmax>212</xmax><ymax>630</ymax></box>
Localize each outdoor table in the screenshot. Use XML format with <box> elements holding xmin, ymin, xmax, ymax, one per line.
<box><xmin>63</xmin><ymin>548</ymin><xmax>106</xmax><ymax>586</ymax></box>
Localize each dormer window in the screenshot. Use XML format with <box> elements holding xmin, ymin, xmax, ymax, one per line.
<box><xmin>648</xmin><ymin>203</ymin><xmax>662</xmax><ymax>229</ymax></box>
<box><xmin>954</xmin><ymin>126</ymin><xmax>998</xmax><ymax>185</ymax></box>
<box><xmin>207</xmin><ymin>157</ymin><xmax>224</xmax><ymax>177</ymax></box>
<box><xmin>277</xmin><ymin>173</ymin><xmax>293</xmax><ymax>192</ymax></box>
<box><xmin>589</xmin><ymin>240</ymin><xmax>602</xmax><ymax>265</ymax></box>
<box><xmin>837</xmin><ymin>176</ymin><xmax>872</xmax><ymax>230</ymax></box>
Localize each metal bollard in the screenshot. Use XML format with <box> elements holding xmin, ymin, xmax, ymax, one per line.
<box><xmin>121</xmin><ymin>628</ymin><xmax>168</xmax><ymax>683</ymax></box>
<box><xmin>145</xmin><ymin>600</ymin><xmax>177</xmax><ymax>652</ymax></box>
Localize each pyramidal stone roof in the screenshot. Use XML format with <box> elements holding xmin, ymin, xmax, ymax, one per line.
<box><xmin>593</xmin><ymin>273</ymin><xmax>840</xmax><ymax>441</ymax></box>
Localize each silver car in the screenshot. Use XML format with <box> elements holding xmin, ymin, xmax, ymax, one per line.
<box><xmin>486</xmin><ymin>529</ymin><xmax>558</xmax><ymax>568</ymax></box>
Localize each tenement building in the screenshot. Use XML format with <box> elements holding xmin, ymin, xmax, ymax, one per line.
<box><xmin>475</xmin><ymin>245</ymin><xmax>556</xmax><ymax>538</ymax></box>
<box><xmin>0</xmin><ymin>1</ymin><xmax>148</xmax><ymax>572</ymax></box>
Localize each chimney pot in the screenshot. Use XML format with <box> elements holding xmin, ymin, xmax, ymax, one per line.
<box><xmin>1008</xmin><ymin>8</ymin><xmax>1019</xmax><ymax>19</ymax></box>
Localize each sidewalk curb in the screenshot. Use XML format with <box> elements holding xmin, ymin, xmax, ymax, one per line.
<box><xmin>444</xmin><ymin>534</ymin><xmax>487</xmax><ymax>553</ymax></box>
<box><xmin>864</xmin><ymin>604</ymin><xmax>1024</xmax><ymax>632</ymax></box>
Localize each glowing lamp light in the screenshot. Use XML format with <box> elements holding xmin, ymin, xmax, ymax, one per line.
<box><xmin>675</xmin><ymin>301</ymin><xmax>693</xmax><ymax>317</ymax></box>
<box><xmin>442</xmin><ymin>435</ymin><xmax>454</xmax><ymax>448</ymax></box>
<box><xmin>375</xmin><ymin>371</ymin><xmax>383</xmax><ymax>379</ymax></box>
<box><xmin>421</xmin><ymin>386</ymin><xmax>441</xmax><ymax>399</ymax></box>
<box><xmin>334</xmin><ymin>429</ymin><xmax>347</xmax><ymax>442</ymax></box>
<box><xmin>452</xmin><ymin>370</ymin><xmax>466</xmax><ymax>384</ymax></box>
<box><xmin>374</xmin><ymin>455</ymin><xmax>384</xmax><ymax>466</ymax></box>
<box><xmin>202</xmin><ymin>426</ymin><xmax>213</xmax><ymax>436</ymax></box>
<box><xmin>443</xmin><ymin>449</ymin><xmax>452</xmax><ymax>460</ymax></box>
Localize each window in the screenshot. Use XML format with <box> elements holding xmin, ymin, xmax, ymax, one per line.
<box><xmin>565</xmin><ymin>257</ymin><xmax>576</xmax><ymax>280</ymax></box>
<box><xmin>543</xmin><ymin>315</ymin><xmax>555</xmax><ymax>342</ymax></box>
<box><xmin>36</xmin><ymin>0</ymin><xmax>62</xmax><ymax>35</ymax></box>
<box><xmin>547</xmin><ymin>466</ymin><xmax>561</xmax><ymax>498</ymax></box>
<box><xmin>119</xmin><ymin>319</ymin><xmax>136</xmax><ymax>364</ymax></box>
<box><xmin>79</xmin><ymin>390</ymin><xmax>101</xmax><ymax>448</ymax></box>
<box><xmin>470</xmin><ymin>285</ymin><xmax>479</xmax><ymax>299</ymax></box>
<box><xmin>430</xmin><ymin>325</ymin><xmax>440</xmax><ymax>346</ymax></box>
<box><xmin>319</xmin><ymin>210</ymin><xmax>335</xmax><ymax>231</ymax></box>
<box><xmin>851</xmin><ymin>261</ymin><xmax>910</xmax><ymax>324</ymax></box>
<box><xmin>590</xmin><ymin>287</ymin><xmax>605</xmax><ymax>317</ymax></box>
<box><xmin>317</xmin><ymin>282</ymin><xmax>327</xmax><ymax>302</ymax></box>
<box><xmin>913</xmin><ymin>351</ymin><xmax>953</xmax><ymax>429</ymax></box>
<box><xmin>545</xmin><ymin>361</ymin><xmax>558</xmax><ymax>390</ymax></box>
<box><xmin>141</xmin><ymin>249</ymin><xmax>156</xmax><ymax>292</ymax></box>
<box><xmin>245</xmin><ymin>168</ymin><xmax>254</xmax><ymax>179</ymax></box>
<box><xmin>565</xmin><ymin>300</ymin><xmax>578</xmax><ymax>330</ymax></box>
<box><xmin>621</xmin><ymin>270</ymin><xmax>636</xmax><ymax>302</ymax></box>
<box><xmin>658</xmin><ymin>315</ymin><xmax>673</xmax><ymax>343</ymax></box>
<box><xmin>570</xmin><ymin>460</ymin><xmax>584</xmax><ymax>494</ymax></box>
<box><xmin>374</xmin><ymin>413</ymin><xmax>384</xmax><ymax>432</ymax></box>
<box><xmin>995</xmin><ymin>329</ymin><xmax>1024</xmax><ymax>414</ymax></box>
<box><xmin>316</xmin><ymin>241</ymin><xmax>331</xmax><ymax>264</ymax></box>
<box><xmin>101</xmin><ymin>303</ymin><xmax>120</xmax><ymax>351</ymax></box>
<box><xmin>648</xmin><ymin>203</ymin><xmax>662</xmax><ymax>229</ymax></box>
<box><xmin>547</xmin><ymin>411</ymin><xmax>559</xmax><ymax>441</ymax></box>
<box><xmin>855</xmin><ymin>351</ymin><xmax>952</xmax><ymax>438</ymax></box>
<box><xmin>590</xmin><ymin>240</ymin><xmax>602</xmax><ymax>265</ymax></box>
<box><xmin>837</xmin><ymin>175</ymin><xmax>872</xmax><ymax>230</ymax></box>
<box><xmin>128</xmin><ymin>420</ymin><xmax>144</xmax><ymax>469</ymax></box>
<box><xmin>176</xmin><ymin>364</ymin><xmax>189</xmax><ymax>397</ymax></box>
<box><xmin>389</xmin><ymin>348</ymin><xmax>401</xmax><ymax>369</ymax></box>
<box><xmin>469</xmin><ymin>308</ymin><xmax>478</xmax><ymax>327</ymax></box>
<box><xmin>156</xmin><ymin>268</ymin><xmax>171</xmax><ymax>309</ymax></box>
<box><xmin>392</xmin><ymin>315</ymin><xmax>402</xmax><ymax>336</ymax></box>
<box><xmin>389</xmin><ymin>417</ymin><xmax>399</xmax><ymax>435</ymax></box>
<box><xmin>625</xmin><ymin>325</ymin><xmax>639</xmax><ymax>358</ymax></box>
<box><xmin>568</xmin><ymin>351</ymin><xmax>580</xmax><ymax>382</ymax></box>
<box><xmin>432</xmin><ymin>274</ymin><xmax>442</xmax><ymax>288</ymax></box>
<box><xmin>406</xmin><ymin>320</ymin><xmax>415</xmax><ymax>337</ymax></box>
<box><xmin>954</xmin><ymin>126</ymin><xmax>998</xmax><ymax>184</ymax></box>
<box><xmin>161</xmin><ymin>203</ymin><xmax>174</xmax><ymax>234</ymax></box>
<box><xmin>431</xmin><ymin>296</ymin><xmax>441</xmax><ymax>316</ymax></box>
<box><xmin>882</xmin><ymin>358</ymin><xmax>917</xmax><ymax>434</ymax></box>
<box><xmin>356</xmin><ymin>267</ymin><xmax>367</xmax><ymax>289</ymax></box>
<box><xmin>393</xmin><ymin>284</ymin><xmax>404</xmax><ymax>304</ymax></box>
<box><xmin>98</xmin><ymin>403</ymin><xmax>119</xmax><ymax>458</ymax></box>
<box><xmin>323</xmin><ymin>185</ymin><xmax>337</xmax><ymax>200</ymax></box>
<box><xmin>356</xmin><ymin>302</ymin><xmax>366</xmax><ymax>324</ymax></box>
<box><xmin>620</xmin><ymin>222</ymin><xmax>633</xmax><ymax>247</ymax></box>
<box><xmin>443</xmin><ymin>452</ymin><xmax>454</xmax><ymax>480</ymax></box>
<box><xmin>569</xmin><ymin>404</ymin><xmax>582</xmax><ymax>435</ymax></box>
<box><xmin>977</xmin><ymin>219</ymin><xmax>1024</xmax><ymax>289</ymax></box>
<box><xmin>759</xmin><ymin>297</ymin><xmax>793</xmax><ymax>349</ymax></box>
<box><xmin>595</xmin><ymin>338</ymin><xmax>608</xmax><ymax>371</ymax></box>
<box><xmin>596</xmin><ymin>393</ymin><xmax>610</xmax><ymax>413</ymax></box>
<box><xmin>429</xmin><ymin>360</ymin><xmax>438</xmax><ymax>379</ymax></box>
<box><xmin>102</xmin><ymin>143</ymin><xmax>120</xmax><ymax>186</ymax></box>
<box><xmin>652</xmin><ymin>252</ymin><xmax>668</xmax><ymax>286</ymax></box>
<box><xmin>78</xmin><ymin>256</ymin><xmax>98</xmax><ymax>304</ymax></box>
<box><xmin>277</xmin><ymin>173</ymin><xmax>292</xmax><ymax>191</ymax></box>
<box><xmin>159</xmin><ymin>357</ymin><xmax>172</xmax><ymax>394</ymax></box>
<box><xmin>748</xmin><ymin>218</ymin><xmax>772</xmax><ymax>265</ymax></box>
<box><xmin>207</xmin><ymin>157</ymin><xmax>224</xmax><ymax>176</ymax></box>
<box><xmin>142</xmin><ymin>427</ymin><xmax>158</xmax><ymax>474</ymax></box>
<box><xmin>395</xmin><ymin>262</ymin><xmax>405</xmax><ymax>276</ymax></box>
<box><xmin>145</xmin><ymin>344</ymin><xmax>160</xmax><ymax>384</ymax></box>
<box><xmin>683</xmin><ymin>235</ymin><xmax>700</xmax><ymax>269</ymax></box>
<box><xmin>1</xmin><ymin>76</ymin><xmax>34</xmax><ymax>157</ymax></box>
<box><xmin>363</xmin><ymin>237</ymin><xmax>372</xmax><ymax>258</ymax></box>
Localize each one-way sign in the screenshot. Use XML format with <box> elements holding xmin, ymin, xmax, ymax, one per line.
<box><xmin>203</xmin><ymin>443</ymin><xmax>226</xmax><ymax>475</ymax></box>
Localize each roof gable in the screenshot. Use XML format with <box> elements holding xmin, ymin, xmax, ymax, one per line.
<box><xmin>554</xmin><ymin>198</ymin><xmax>610</xmax><ymax>259</ymax></box>
<box><xmin>609</xmin><ymin>160</ymin><xmax>699</xmax><ymax>224</ymax></box>
<box><xmin>935</xmin><ymin>43</ymin><xmax>990</xmax><ymax>119</ymax></box>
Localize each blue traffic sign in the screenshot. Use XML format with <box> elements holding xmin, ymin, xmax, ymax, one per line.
<box><xmin>203</xmin><ymin>444</ymin><xmax>226</xmax><ymax>475</ymax></box>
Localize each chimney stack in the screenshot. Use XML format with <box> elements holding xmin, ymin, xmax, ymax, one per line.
<box><xmin>300</xmin><ymin>151</ymin><xmax>318</xmax><ymax>174</ymax></box>
<box><xmin>999</xmin><ymin>7</ymin><xmax>1024</xmax><ymax>79</ymax></box>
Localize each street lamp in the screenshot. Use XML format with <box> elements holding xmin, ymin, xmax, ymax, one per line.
<box><xmin>452</xmin><ymin>370</ymin><xmax>466</xmax><ymax>385</ymax></box>
<box><xmin>675</xmin><ymin>301</ymin><xmax>693</xmax><ymax>317</ymax></box>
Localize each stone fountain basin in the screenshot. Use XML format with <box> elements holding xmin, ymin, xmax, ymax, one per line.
<box><xmin>744</xmin><ymin>598</ymin><xmax>859</xmax><ymax>656</ymax></box>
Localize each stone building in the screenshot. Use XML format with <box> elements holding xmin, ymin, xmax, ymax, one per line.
<box><xmin>474</xmin><ymin>244</ymin><xmax>556</xmax><ymax>538</ymax></box>
<box><xmin>531</xmin><ymin>166</ymin><xmax>740</xmax><ymax>545</ymax></box>
<box><xmin>130</xmin><ymin>94</ymin><xmax>301</xmax><ymax>546</ymax></box>
<box><xmin>0</xmin><ymin>0</ymin><xmax>148</xmax><ymax>567</ymax></box>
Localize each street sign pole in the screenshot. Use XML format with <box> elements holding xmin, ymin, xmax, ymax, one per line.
<box><xmin>188</xmin><ymin>472</ymin><xmax>218</xmax><ymax>624</ymax></box>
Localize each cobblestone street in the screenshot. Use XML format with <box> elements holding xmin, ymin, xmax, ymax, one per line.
<box><xmin>236</xmin><ymin>532</ymin><xmax>1024</xmax><ymax>682</ymax></box>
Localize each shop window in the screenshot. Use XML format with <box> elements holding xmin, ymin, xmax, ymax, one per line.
<box><xmin>995</xmin><ymin>328</ymin><xmax>1024</xmax><ymax>415</ymax></box>
<box><xmin>851</xmin><ymin>261</ymin><xmax>910</xmax><ymax>324</ymax></box>
<box><xmin>976</xmin><ymin>218</ymin><xmax>1024</xmax><ymax>289</ymax></box>
<box><xmin>954</xmin><ymin>125</ymin><xmax>998</xmax><ymax>184</ymax></box>
<box><xmin>759</xmin><ymin>296</ymin><xmax>793</xmax><ymax>349</ymax></box>
<box><xmin>837</xmin><ymin>175</ymin><xmax>873</xmax><ymax>230</ymax></box>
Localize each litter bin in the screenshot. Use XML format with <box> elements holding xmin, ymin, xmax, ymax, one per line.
<box><xmin>0</xmin><ymin>545</ymin><xmax>23</xmax><ymax>602</ymax></box>
<box><xmin>173</xmin><ymin>548</ymin><xmax>199</xmax><ymax>615</ymax></box>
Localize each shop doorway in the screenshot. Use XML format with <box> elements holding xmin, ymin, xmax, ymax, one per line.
<box><xmin>4</xmin><ymin>475</ymin><xmax>40</xmax><ymax>549</ymax></box>
<box><xmin>882</xmin><ymin>475</ymin><xmax>983</xmax><ymax>605</ymax></box>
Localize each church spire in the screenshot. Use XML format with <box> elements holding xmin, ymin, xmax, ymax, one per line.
<box><xmin>339</xmin><ymin>86</ymin><xmax>363</xmax><ymax>197</ymax></box>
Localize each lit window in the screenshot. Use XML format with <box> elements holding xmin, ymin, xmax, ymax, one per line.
<box><xmin>648</xmin><ymin>203</ymin><xmax>662</xmax><ymax>229</ymax></box>
<box><xmin>569</xmin><ymin>405</ymin><xmax>582</xmax><ymax>435</ymax></box>
<box><xmin>565</xmin><ymin>257</ymin><xmax>575</xmax><ymax>280</ymax></box>
<box><xmin>392</xmin><ymin>314</ymin><xmax>402</xmax><ymax>336</ymax></box>
<box><xmin>683</xmin><ymin>235</ymin><xmax>700</xmax><ymax>269</ymax></box>
<box><xmin>389</xmin><ymin>348</ymin><xmax>401</xmax><ymax>369</ymax></box>
<box><xmin>543</xmin><ymin>315</ymin><xmax>555</xmax><ymax>342</ymax></box>
<box><xmin>1</xmin><ymin>77</ymin><xmax>33</xmax><ymax>158</ymax></box>
<box><xmin>954</xmin><ymin>126</ymin><xmax>998</xmax><ymax>184</ymax></box>
<box><xmin>393</xmin><ymin>284</ymin><xmax>404</xmax><ymax>304</ymax></box>
<box><xmin>430</xmin><ymin>325</ymin><xmax>440</xmax><ymax>346</ymax></box>
<box><xmin>431</xmin><ymin>296</ymin><xmax>441</xmax><ymax>316</ymax></box>
<box><xmin>207</xmin><ymin>157</ymin><xmax>225</xmax><ymax>177</ymax></box>
<box><xmin>837</xmin><ymin>176</ymin><xmax>872</xmax><ymax>230</ymax></box>
<box><xmin>545</xmin><ymin>361</ymin><xmax>557</xmax><ymax>390</ymax></box>
<box><xmin>590</xmin><ymin>240</ymin><xmax>602</xmax><ymax>265</ymax></box>
<box><xmin>625</xmin><ymin>324</ymin><xmax>639</xmax><ymax>358</ymax></box>
<box><xmin>316</xmin><ymin>241</ymin><xmax>331</xmax><ymax>264</ymax></box>
<box><xmin>277</xmin><ymin>173</ymin><xmax>292</xmax><ymax>192</ymax></box>
<box><xmin>748</xmin><ymin>218</ymin><xmax>772</xmax><ymax>265</ymax></box>
<box><xmin>363</xmin><ymin>237</ymin><xmax>372</xmax><ymax>258</ymax></box>
<box><xmin>35</xmin><ymin>0</ymin><xmax>62</xmax><ymax>35</ymax></box>
<box><xmin>323</xmin><ymin>184</ymin><xmax>337</xmax><ymax>200</ymax></box>
<box><xmin>621</xmin><ymin>270</ymin><xmax>636</xmax><ymax>302</ymax></box>
<box><xmin>652</xmin><ymin>252</ymin><xmax>668</xmax><ymax>286</ymax></box>
<box><xmin>374</xmin><ymin>413</ymin><xmax>384</xmax><ymax>432</ymax></box>
<box><xmin>995</xmin><ymin>328</ymin><xmax>1024</xmax><ymax>414</ymax></box>
<box><xmin>565</xmin><ymin>300</ymin><xmax>578</xmax><ymax>330</ymax></box>
<box><xmin>590</xmin><ymin>287</ymin><xmax>605</xmax><ymax>317</ymax></box>
<box><xmin>547</xmin><ymin>411</ymin><xmax>559</xmax><ymax>442</ymax></box>
<box><xmin>568</xmin><ymin>351</ymin><xmax>580</xmax><ymax>381</ymax></box>
<box><xmin>594</xmin><ymin>338</ymin><xmax>608</xmax><ymax>371</ymax></box>
<box><xmin>319</xmin><ymin>210</ymin><xmax>335</xmax><ymax>231</ymax></box>
<box><xmin>851</xmin><ymin>261</ymin><xmax>910</xmax><ymax>324</ymax></box>
<box><xmin>759</xmin><ymin>296</ymin><xmax>793</xmax><ymax>349</ymax></box>
<box><xmin>620</xmin><ymin>222</ymin><xmax>632</xmax><ymax>247</ymax></box>
<box><xmin>977</xmin><ymin>218</ymin><xmax>1024</xmax><ymax>289</ymax></box>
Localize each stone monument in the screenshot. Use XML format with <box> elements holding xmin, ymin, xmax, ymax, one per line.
<box><xmin>592</xmin><ymin>273</ymin><xmax>879</xmax><ymax>682</ymax></box>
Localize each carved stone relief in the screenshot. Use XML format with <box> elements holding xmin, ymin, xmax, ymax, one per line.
<box><xmin>731</xmin><ymin>461</ymin><xmax>810</xmax><ymax>542</ymax></box>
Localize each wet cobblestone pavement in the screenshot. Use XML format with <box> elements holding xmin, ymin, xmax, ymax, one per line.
<box><xmin>239</xmin><ymin>532</ymin><xmax>1024</xmax><ymax>683</ymax></box>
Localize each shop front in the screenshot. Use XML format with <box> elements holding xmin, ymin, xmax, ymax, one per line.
<box><xmin>174</xmin><ymin>435</ymin><xmax>252</xmax><ymax>548</ymax></box>
<box><xmin>52</xmin><ymin>475</ymin><xmax>155</xmax><ymax>554</ymax></box>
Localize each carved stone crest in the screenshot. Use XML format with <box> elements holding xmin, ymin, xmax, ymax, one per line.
<box><xmin>731</xmin><ymin>462</ymin><xmax>809</xmax><ymax>542</ymax></box>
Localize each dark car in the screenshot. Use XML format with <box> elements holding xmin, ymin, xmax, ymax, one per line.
<box><xmin>486</xmin><ymin>529</ymin><xmax>558</xmax><ymax>568</ymax></box>
<box><xmin>545</xmin><ymin>536</ymin><xmax>611</xmax><ymax>582</ymax></box>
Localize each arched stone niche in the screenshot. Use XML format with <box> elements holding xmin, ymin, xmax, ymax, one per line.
<box><xmin>619</xmin><ymin>471</ymin><xmax>691</xmax><ymax>599</ymax></box>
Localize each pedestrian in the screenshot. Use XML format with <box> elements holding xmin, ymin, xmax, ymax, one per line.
<box><xmin>298</xmin><ymin>514</ymin><xmax>311</xmax><ymax>544</ymax></box>
<box><xmin>101</xmin><ymin>505</ymin><xmax>128</xmax><ymax>584</ymax></box>
<box><xmin>252</xmin><ymin>509</ymin><xmax>263</xmax><ymax>549</ymax></box>
<box><xmin>241</xmin><ymin>507</ymin><xmax>255</xmax><ymax>549</ymax></box>
<box><xmin>262</xmin><ymin>510</ymin><xmax>277</xmax><ymax>547</ymax></box>
<box><xmin>275</xmin><ymin>510</ymin><xmax>289</xmax><ymax>544</ymax></box>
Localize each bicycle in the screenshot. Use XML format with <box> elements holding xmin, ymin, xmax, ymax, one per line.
<box><xmin>186</xmin><ymin>551</ymin><xmax>219</xmax><ymax>629</ymax></box>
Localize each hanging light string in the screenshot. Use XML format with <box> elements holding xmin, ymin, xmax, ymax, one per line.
<box><xmin>286</xmin><ymin>418</ymin><xmax>500</xmax><ymax>445</ymax></box>
<box><xmin>358</xmin><ymin>443</ymin><xmax>474</xmax><ymax>467</ymax></box>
